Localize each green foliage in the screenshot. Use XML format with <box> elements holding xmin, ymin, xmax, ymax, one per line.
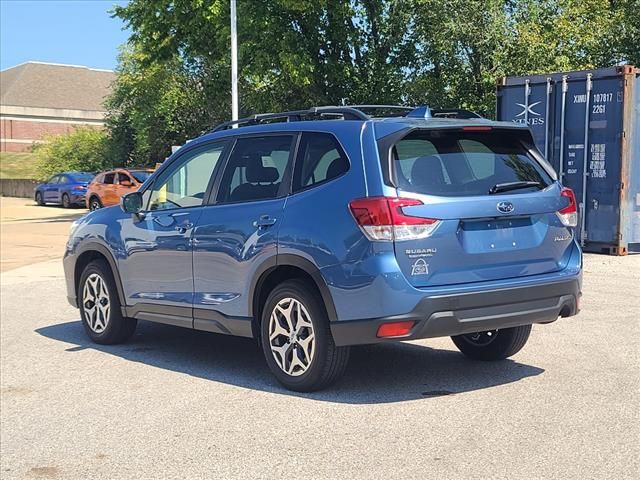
<box><xmin>107</xmin><ymin>0</ymin><xmax>640</xmax><ymax>161</ymax></box>
<box><xmin>34</xmin><ymin>128</ymin><xmax>113</xmax><ymax>179</ymax></box>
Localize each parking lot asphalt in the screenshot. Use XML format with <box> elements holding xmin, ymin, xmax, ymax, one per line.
<box><xmin>0</xmin><ymin>200</ymin><xmax>639</xmax><ymax>479</ymax></box>
<box><xmin>0</xmin><ymin>197</ymin><xmax>84</xmax><ymax>272</ymax></box>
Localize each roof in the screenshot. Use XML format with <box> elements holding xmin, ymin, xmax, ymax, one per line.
<box><xmin>0</xmin><ymin>61</ymin><xmax>115</xmax><ymax>112</ymax></box>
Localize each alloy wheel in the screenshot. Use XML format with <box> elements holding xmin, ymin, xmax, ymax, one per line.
<box><xmin>82</xmin><ymin>273</ymin><xmax>110</xmax><ymax>333</ymax></box>
<box><xmin>268</xmin><ymin>297</ymin><xmax>316</xmax><ymax>377</ymax></box>
<box><xmin>90</xmin><ymin>199</ymin><xmax>101</xmax><ymax>211</ymax></box>
<box><xmin>462</xmin><ymin>330</ymin><xmax>498</xmax><ymax>347</ymax></box>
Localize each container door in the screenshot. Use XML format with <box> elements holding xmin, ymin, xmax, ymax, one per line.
<box><xmin>552</xmin><ymin>74</ymin><xmax>624</xmax><ymax>246</ymax></box>
<box><xmin>496</xmin><ymin>78</ymin><xmax>554</xmax><ymax>161</ymax></box>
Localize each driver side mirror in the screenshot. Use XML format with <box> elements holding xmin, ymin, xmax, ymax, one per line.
<box><xmin>121</xmin><ymin>191</ymin><xmax>143</xmax><ymax>214</ymax></box>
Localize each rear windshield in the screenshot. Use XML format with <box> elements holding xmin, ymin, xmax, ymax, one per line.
<box><xmin>130</xmin><ymin>171</ymin><xmax>151</xmax><ymax>183</ymax></box>
<box><xmin>391</xmin><ymin>129</ymin><xmax>552</xmax><ymax>196</ymax></box>
<box><xmin>69</xmin><ymin>173</ymin><xmax>95</xmax><ymax>182</ymax></box>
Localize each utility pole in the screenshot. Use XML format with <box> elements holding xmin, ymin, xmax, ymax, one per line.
<box><xmin>230</xmin><ymin>0</ymin><xmax>238</xmax><ymax>123</ymax></box>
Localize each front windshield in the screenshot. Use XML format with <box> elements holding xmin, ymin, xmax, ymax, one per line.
<box><xmin>69</xmin><ymin>173</ymin><xmax>95</xmax><ymax>182</ymax></box>
<box><xmin>131</xmin><ymin>171</ymin><xmax>151</xmax><ymax>183</ymax></box>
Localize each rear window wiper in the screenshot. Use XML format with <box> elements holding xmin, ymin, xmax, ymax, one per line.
<box><xmin>489</xmin><ymin>181</ymin><xmax>541</xmax><ymax>194</ymax></box>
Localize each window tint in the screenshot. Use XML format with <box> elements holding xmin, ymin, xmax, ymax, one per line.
<box><xmin>392</xmin><ymin>130</ymin><xmax>551</xmax><ymax>196</ymax></box>
<box><xmin>117</xmin><ymin>173</ymin><xmax>132</xmax><ymax>184</ymax></box>
<box><xmin>130</xmin><ymin>171</ymin><xmax>151</xmax><ymax>183</ymax></box>
<box><xmin>147</xmin><ymin>143</ymin><xmax>225</xmax><ymax>211</ymax></box>
<box><xmin>216</xmin><ymin>135</ymin><xmax>293</xmax><ymax>203</ymax></box>
<box><xmin>103</xmin><ymin>173</ymin><xmax>116</xmax><ymax>185</ymax></box>
<box><xmin>69</xmin><ymin>173</ymin><xmax>94</xmax><ymax>182</ymax></box>
<box><xmin>293</xmin><ymin>133</ymin><xmax>349</xmax><ymax>192</ymax></box>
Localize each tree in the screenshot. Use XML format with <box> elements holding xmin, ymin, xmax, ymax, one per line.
<box><xmin>34</xmin><ymin>127</ymin><xmax>112</xmax><ymax>179</ymax></box>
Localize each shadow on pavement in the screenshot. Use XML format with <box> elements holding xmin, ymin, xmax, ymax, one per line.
<box><xmin>36</xmin><ymin>320</ymin><xmax>544</xmax><ymax>404</ymax></box>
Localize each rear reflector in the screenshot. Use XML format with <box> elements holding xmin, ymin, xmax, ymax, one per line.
<box><xmin>377</xmin><ymin>321</ymin><xmax>415</xmax><ymax>338</ymax></box>
<box><xmin>349</xmin><ymin>197</ymin><xmax>440</xmax><ymax>241</ymax></box>
<box><xmin>557</xmin><ymin>187</ymin><xmax>578</xmax><ymax>227</ymax></box>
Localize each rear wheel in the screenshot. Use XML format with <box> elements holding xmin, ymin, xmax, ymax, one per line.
<box><xmin>261</xmin><ymin>280</ymin><xmax>350</xmax><ymax>392</ymax></box>
<box><xmin>35</xmin><ymin>192</ymin><xmax>44</xmax><ymax>206</ymax></box>
<box><xmin>451</xmin><ymin>325</ymin><xmax>532</xmax><ymax>361</ymax></box>
<box><xmin>61</xmin><ymin>193</ymin><xmax>71</xmax><ymax>208</ymax></box>
<box><xmin>89</xmin><ymin>196</ymin><xmax>102</xmax><ymax>211</ymax></box>
<box><xmin>79</xmin><ymin>259</ymin><xmax>137</xmax><ymax>344</ymax></box>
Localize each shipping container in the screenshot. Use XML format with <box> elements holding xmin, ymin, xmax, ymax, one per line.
<box><xmin>497</xmin><ymin>66</ymin><xmax>640</xmax><ymax>255</ymax></box>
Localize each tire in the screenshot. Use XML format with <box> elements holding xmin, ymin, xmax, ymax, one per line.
<box><xmin>261</xmin><ymin>280</ymin><xmax>350</xmax><ymax>392</ymax></box>
<box><xmin>61</xmin><ymin>193</ymin><xmax>71</xmax><ymax>209</ymax></box>
<box><xmin>35</xmin><ymin>192</ymin><xmax>44</xmax><ymax>206</ymax></box>
<box><xmin>89</xmin><ymin>196</ymin><xmax>102</xmax><ymax>211</ymax></box>
<box><xmin>451</xmin><ymin>324</ymin><xmax>532</xmax><ymax>361</ymax></box>
<box><xmin>78</xmin><ymin>259</ymin><xmax>137</xmax><ymax>345</ymax></box>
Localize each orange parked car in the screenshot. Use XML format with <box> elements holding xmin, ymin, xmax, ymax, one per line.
<box><xmin>86</xmin><ymin>168</ymin><xmax>153</xmax><ymax>211</ymax></box>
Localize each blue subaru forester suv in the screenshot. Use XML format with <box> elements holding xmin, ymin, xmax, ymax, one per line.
<box><xmin>64</xmin><ymin>106</ymin><xmax>582</xmax><ymax>391</ymax></box>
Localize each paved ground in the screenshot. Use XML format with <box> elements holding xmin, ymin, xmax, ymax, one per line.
<box><xmin>0</xmin><ymin>197</ymin><xmax>85</xmax><ymax>272</ymax></box>
<box><xmin>0</xmin><ymin>199</ymin><xmax>638</xmax><ymax>479</ymax></box>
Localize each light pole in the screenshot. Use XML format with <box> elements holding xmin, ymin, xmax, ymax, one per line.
<box><xmin>230</xmin><ymin>0</ymin><xmax>238</xmax><ymax>123</ymax></box>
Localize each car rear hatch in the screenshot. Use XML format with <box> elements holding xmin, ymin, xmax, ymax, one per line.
<box><xmin>378</xmin><ymin>126</ymin><xmax>577</xmax><ymax>288</ymax></box>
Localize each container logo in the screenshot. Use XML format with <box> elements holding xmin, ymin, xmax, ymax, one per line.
<box><xmin>514</xmin><ymin>101</ymin><xmax>545</xmax><ymax>126</ymax></box>
<box><xmin>497</xmin><ymin>201</ymin><xmax>515</xmax><ymax>214</ymax></box>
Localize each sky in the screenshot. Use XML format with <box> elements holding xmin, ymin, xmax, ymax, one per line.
<box><xmin>0</xmin><ymin>0</ymin><xmax>130</xmax><ymax>71</ymax></box>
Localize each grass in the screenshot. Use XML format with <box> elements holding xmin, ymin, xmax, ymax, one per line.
<box><xmin>0</xmin><ymin>152</ymin><xmax>40</xmax><ymax>179</ymax></box>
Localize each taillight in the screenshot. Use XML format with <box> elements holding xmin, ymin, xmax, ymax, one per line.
<box><xmin>557</xmin><ymin>187</ymin><xmax>578</xmax><ymax>227</ymax></box>
<box><xmin>349</xmin><ymin>196</ymin><xmax>440</xmax><ymax>241</ymax></box>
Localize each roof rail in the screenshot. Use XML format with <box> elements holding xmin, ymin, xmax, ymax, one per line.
<box><xmin>348</xmin><ymin>105</ymin><xmax>414</xmax><ymax>117</ymax></box>
<box><xmin>210</xmin><ymin>106</ymin><xmax>369</xmax><ymax>132</ymax></box>
<box><xmin>209</xmin><ymin>105</ymin><xmax>483</xmax><ymax>133</ymax></box>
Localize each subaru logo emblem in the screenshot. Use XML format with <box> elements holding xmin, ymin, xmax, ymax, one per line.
<box><xmin>497</xmin><ymin>201</ymin><xmax>514</xmax><ymax>214</ymax></box>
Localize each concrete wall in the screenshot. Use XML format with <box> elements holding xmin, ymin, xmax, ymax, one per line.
<box><xmin>0</xmin><ymin>179</ymin><xmax>39</xmax><ymax>198</ymax></box>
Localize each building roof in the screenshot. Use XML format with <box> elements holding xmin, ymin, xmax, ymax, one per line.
<box><xmin>0</xmin><ymin>61</ymin><xmax>115</xmax><ymax>112</ymax></box>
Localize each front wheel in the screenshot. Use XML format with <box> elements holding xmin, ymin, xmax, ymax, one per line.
<box><xmin>261</xmin><ymin>280</ymin><xmax>350</xmax><ymax>392</ymax></box>
<box><xmin>451</xmin><ymin>325</ymin><xmax>532</xmax><ymax>361</ymax></box>
<box><xmin>79</xmin><ymin>259</ymin><xmax>137</xmax><ymax>344</ymax></box>
<box><xmin>35</xmin><ymin>192</ymin><xmax>44</xmax><ymax>206</ymax></box>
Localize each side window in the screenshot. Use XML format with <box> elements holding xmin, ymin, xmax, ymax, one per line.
<box><xmin>216</xmin><ymin>135</ymin><xmax>293</xmax><ymax>203</ymax></box>
<box><xmin>147</xmin><ymin>143</ymin><xmax>225</xmax><ymax>211</ymax></box>
<box><xmin>292</xmin><ymin>133</ymin><xmax>349</xmax><ymax>192</ymax></box>
<box><xmin>103</xmin><ymin>173</ymin><xmax>116</xmax><ymax>185</ymax></box>
<box><xmin>459</xmin><ymin>139</ymin><xmax>495</xmax><ymax>180</ymax></box>
<box><xmin>48</xmin><ymin>176</ymin><xmax>60</xmax><ymax>184</ymax></box>
<box><xmin>117</xmin><ymin>172</ymin><xmax>132</xmax><ymax>185</ymax></box>
<box><xmin>58</xmin><ymin>176</ymin><xmax>69</xmax><ymax>184</ymax></box>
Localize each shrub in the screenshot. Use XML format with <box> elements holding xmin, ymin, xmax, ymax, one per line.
<box><xmin>34</xmin><ymin>127</ymin><xmax>114</xmax><ymax>179</ymax></box>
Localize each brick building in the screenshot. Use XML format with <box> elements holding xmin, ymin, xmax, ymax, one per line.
<box><xmin>0</xmin><ymin>62</ymin><xmax>115</xmax><ymax>152</ymax></box>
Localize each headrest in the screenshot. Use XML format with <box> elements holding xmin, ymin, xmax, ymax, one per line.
<box><xmin>411</xmin><ymin>155</ymin><xmax>445</xmax><ymax>188</ymax></box>
<box><xmin>247</xmin><ymin>161</ymin><xmax>279</xmax><ymax>183</ymax></box>
<box><xmin>326</xmin><ymin>157</ymin><xmax>348</xmax><ymax>179</ymax></box>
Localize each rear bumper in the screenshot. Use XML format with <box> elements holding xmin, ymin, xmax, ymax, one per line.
<box><xmin>330</xmin><ymin>275</ymin><xmax>581</xmax><ymax>346</ymax></box>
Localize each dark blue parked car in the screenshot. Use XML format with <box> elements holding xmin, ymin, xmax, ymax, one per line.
<box><xmin>63</xmin><ymin>106</ymin><xmax>582</xmax><ymax>391</ymax></box>
<box><xmin>35</xmin><ymin>172</ymin><xmax>95</xmax><ymax>208</ymax></box>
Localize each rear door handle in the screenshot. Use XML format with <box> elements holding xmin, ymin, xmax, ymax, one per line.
<box><xmin>253</xmin><ymin>215</ymin><xmax>277</xmax><ymax>228</ymax></box>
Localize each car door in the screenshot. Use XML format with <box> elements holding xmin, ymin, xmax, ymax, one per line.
<box><xmin>116</xmin><ymin>172</ymin><xmax>136</xmax><ymax>201</ymax></box>
<box><xmin>192</xmin><ymin>134</ymin><xmax>296</xmax><ymax>336</ymax></box>
<box><xmin>118</xmin><ymin>141</ymin><xmax>229</xmax><ymax>326</ymax></box>
<box><xmin>100</xmin><ymin>173</ymin><xmax>117</xmax><ymax>206</ymax></box>
<box><xmin>44</xmin><ymin>175</ymin><xmax>60</xmax><ymax>202</ymax></box>
<box><xmin>56</xmin><ymin>175</ymin><xmax>70</xmax><ymax>202</ymax></box>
